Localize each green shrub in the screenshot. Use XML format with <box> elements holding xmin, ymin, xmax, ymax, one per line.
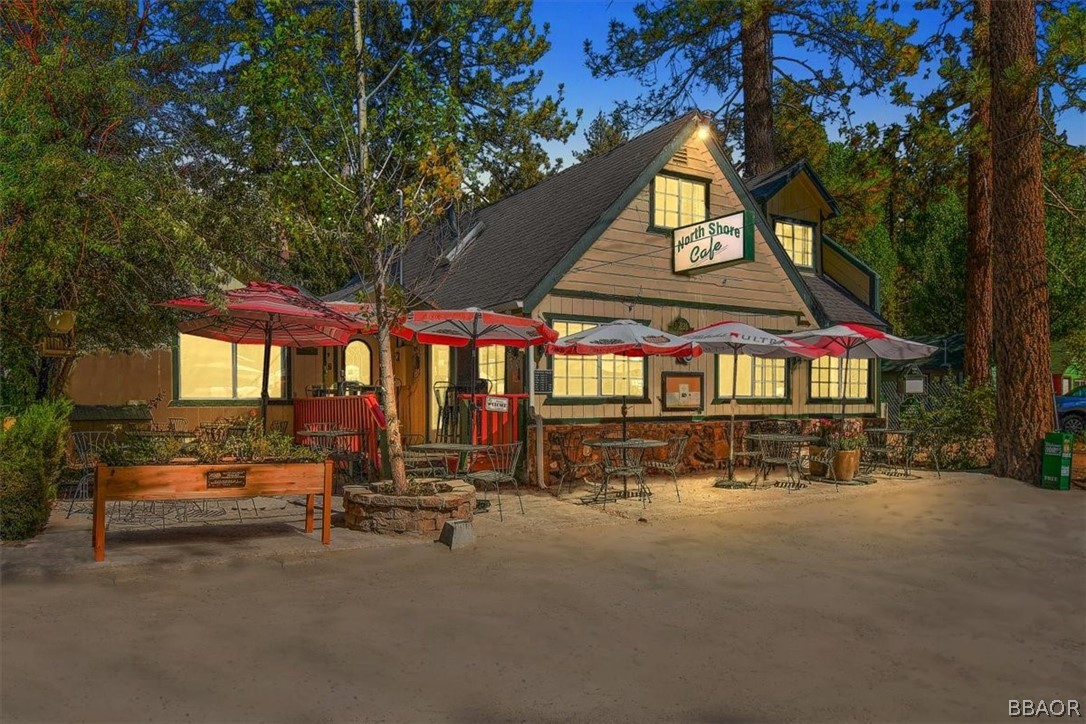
<box><xmin>901</xmin><ymin>382</ymin><xmax>995</xmax><ymax>470</ymax></box>
<box><xmin>0</xmin><ymin>398</ymin><xmax>73</xmax><ymax>540</ymax></box>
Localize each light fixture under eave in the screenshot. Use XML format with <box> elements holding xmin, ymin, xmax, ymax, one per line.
<box><xmin>695</xmin><ymin>117</ymin><xmax>713</xmax><ymax>141</ymax></box>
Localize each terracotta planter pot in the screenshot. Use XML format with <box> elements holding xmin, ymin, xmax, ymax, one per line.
<box><xmin>832</xmin><ymin>449</ymin><xmax>861</xmax><ymax>482</ymax></box>
<box><xmin>808</xmin><ymin>445</ymin><xmax>829</xmax><ymax>477</ymax></box>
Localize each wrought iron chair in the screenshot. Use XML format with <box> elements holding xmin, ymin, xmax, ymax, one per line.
<box><xmin>271</xmin><ymin>420</ymin><xmax>288</xmax><ymax>435</ymax></box>
<box><xmin>596</xmin><ymin>442</ymin><xmax>651</xmax><ymax>509</ymax></box>
<box><xmin>168</xmin><ymin>417</ymin><xmax>188</xmax><ymax>432</ymax></box>
<box><xmin>65</xmin><ymin>431</ymin><xmax>116</xmax><ymax>518</ymax></box>
<box><xmin>755</xmin><ymin>436</ymin><xmax>804</xmax><ymax>490</ymax></box>
<box><xmin>550</xmin><ymin>431</ymin><xmax>600</xmax><ymax>497</ymax></box>
<box><xmin>403</xmin><ymin>433</ymin><xmax>449</xmax><ymax>480</ymax></box>
<box><xmin>465</xmin><ymin>442</ymin><xmax>523</xmax><ymax>521</ymax></box>
<box><xmin>802</xmin><ymin>441</ymin><xmax>841</xmax><ymax>490</ymax></box>
<box><xmin>644</xmin><ymin>435</ymin><xmax>688</xmax><ymax>502</ymax></box>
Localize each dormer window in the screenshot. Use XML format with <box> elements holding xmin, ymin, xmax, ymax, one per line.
<box><xmin>652</xmin><ymin>174</ymin><xmax>708</xmax><ymax>229</ymax></box>
<box><xmin>774</xmin><ymin>219</ymin><xmax>815</xmax><ymax>268</ymax></box>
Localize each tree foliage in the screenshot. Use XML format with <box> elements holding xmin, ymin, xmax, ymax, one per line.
<box><xmin>573</xmin><ymin>109</ymin><xmax>630</xmax><ymax>162</ymax></box>
<box><xmin>585</xmin><ymin>0</ymin><xmax>919</xmax><ymax>173</ymax></box>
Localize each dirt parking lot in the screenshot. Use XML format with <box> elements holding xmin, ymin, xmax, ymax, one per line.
<box><xmin>2</xmin><ymin>472</ymin><xmax>1083</xmax><ymax>723</ymax></box>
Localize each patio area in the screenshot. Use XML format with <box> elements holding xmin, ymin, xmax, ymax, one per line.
<box><xmin>2</xmin><ymin>470</ymin><xmax>1082</xmax><ymax>723</ymax></box>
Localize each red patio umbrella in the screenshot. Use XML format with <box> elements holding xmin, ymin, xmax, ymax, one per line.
<box><xmin>162</xmin><ymin>282</ymin><xmax>373</xmax><ymax>430</ymax></box>
<box><xmin>548</xmin><ymin>319</ymin><xmax>703</xmax><ymax>440</ymax></box>
<box><xmin>683</xmin><ymin>321</ymin><xmax>827</xmax><ymax>480</ymax></box>
<box><xmin>783</xmin><ymin>323</ymin><xmax>937</xmax><ymax>416</ymax></box>
<box><xmin>393</xmin><ymin>308</ymin><xmax>558</xmax><ymax>440</ymax></box>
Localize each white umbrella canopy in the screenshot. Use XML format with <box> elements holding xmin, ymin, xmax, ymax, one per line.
<box><xmin>548</xmin><ymin>319</ymin><xmax>702</xmax><ymax>358</ymax></box>
<box><xmin>783</xmin><ymin>323</ymin><xmax>938</xmax><ymax>360</ymax></box>
<box><xmin>548</xmin><ymin>319</ymin><xmax>702</xmax><ymax>440</ymax></box>
<box><xmin>684</xmin><ymin>321</ymin><xmax>827</xmax><ymax>481</ymax></box>
<box><xmin>784</xmin><ymin>323</ymin><xmax>938</xmax><ymax>416</ymax></box>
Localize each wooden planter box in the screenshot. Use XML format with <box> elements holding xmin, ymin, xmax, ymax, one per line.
<box><xmin>93</xmin><ymin>460</ymin><xmax>333</xmax><ymax>561</ymax></box>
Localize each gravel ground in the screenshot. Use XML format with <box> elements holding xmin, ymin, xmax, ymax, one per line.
<box><xmin>2</xmin><ymin>471</ymin><xmax>1083</xmax><ymax>723</ymax></box>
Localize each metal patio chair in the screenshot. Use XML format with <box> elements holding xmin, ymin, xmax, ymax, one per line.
<box><xmin>755</xmin><ymin>436</ymin><xmax>804</xmax><ymax>490</ymax></box>
<box><xmin>465</xmin><ymin>442</ymin><xmax>523</xmax><ymax>521</ymax></box>
<box><xmin>597</xmin><ymin>442</ymin><xmax>651</xmax><ymax>509</ymax></box>
<box><xmin>65</xmin><ymin>431</ymin><xmax>116</xmax><ymax>518</ymax></box>
<box><xmin>550</xmin><ymin>431</ymin><xmax>600</xmax><ymax>497</ymax></box>
<box><xmin>644</xmin><ymin>434</ymin><xmax>688</xmax><ymax>502</ymax></box>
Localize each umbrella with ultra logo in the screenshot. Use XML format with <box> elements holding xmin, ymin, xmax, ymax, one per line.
<box><xmin>684</xmin><ymin>321</ymin><xmax>827</xmax><ymax>480</ymax></box>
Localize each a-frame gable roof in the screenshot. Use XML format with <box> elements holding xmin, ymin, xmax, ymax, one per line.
<box><xmin>400</xmin><ymin>113</ymin><xmax>701</xmax><ymax>311</ymax></box>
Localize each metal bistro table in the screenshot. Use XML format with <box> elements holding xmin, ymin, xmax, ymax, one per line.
<box><xmin>127</xmin><ymin>429</ymin><xmax>198</xmax><ymax>442</ymax></box>
<box><xmin>862</xmin><ymin>428</ymin><xmax>916</xmax><ymax>477</ymax></box>
<box><xmin>582</xmin><ymin>438</ymin><xmax>667</xmax><ymax>504</ymax></box>
<box><xmin>747</xmin><ymin>433</ymin><xmax>820</xmax><ymax>488</ymax></box>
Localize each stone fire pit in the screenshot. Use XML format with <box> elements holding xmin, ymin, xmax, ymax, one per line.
<box><xmin>342</xmin><ymin>480</ymin><xmax>475</xmax><ymax>535</ymax></box>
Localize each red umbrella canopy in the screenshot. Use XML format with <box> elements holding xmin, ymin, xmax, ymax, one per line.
<box><xmin>784</xmin><ymin>323</ymin><xmax>937</xmax><ymax>360</ymax></box>
<box><xmin>392</xmin><ymin>308</ymin><xmax>557</xmax><ymax>348</ymax></box>
<box><xmin>548</xmin><ymin>319</ymin><xmax>702</xmax><ymax>358</ymax></box>
<box><xmin>684</xmin><ymin>321</ymin><xmax>827</xmax><ymax>358</ymax></box>
<box><xmin>163</xmin><ymin>282</ymin><xmax>372</xmax><ymax>347</ymax></box>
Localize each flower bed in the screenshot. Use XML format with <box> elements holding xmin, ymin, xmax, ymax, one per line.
<box><xmin>342</xmin><ymin>480</ymin><xmax>475</xmax><ymax>536</ymax></box>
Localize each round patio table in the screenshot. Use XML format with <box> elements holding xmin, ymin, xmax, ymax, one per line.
<box><xmin>407</xmin><ymin>443</ymin><xmax>494</xmax><ymax>512</ymax></box>
<box><xmin>746</xmin><ymin>433</ymin><xmax>819</xmax><ymax>487</ymax></box>
<box><xmin>862</xmin><ymin>428</ymin><xmax>915</xmax><ymax>477</ymax></box>
<box><xmin>583</xmin><ymin>438</ymin><xmax>667</xmax><ymax>502</ymax></box>
<box><xmin>127</xmin><ymin>429</ymin><xmax>197</xmax><ymax>442</ymax></box>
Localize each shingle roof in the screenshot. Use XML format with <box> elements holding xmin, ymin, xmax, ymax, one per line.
<box><xmin>398</xmin><ymin>113</ymin><xmax>700</xmax><ymax>310</ymax></box>
<box><xmin>801</xmin><ymin>272</ymin><xmax>887</xmax><ymax>329</ymax></box>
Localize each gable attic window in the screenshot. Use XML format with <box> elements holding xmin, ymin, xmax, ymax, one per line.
<box><xmin>652</xmin><ymin>173</ymin><xmax>708</xmax><ymax>229</ymax></box>
<box><xmin>774</xmin><ymin>218</ymin><xmax>815</xmax><ymax>268</ymax></box>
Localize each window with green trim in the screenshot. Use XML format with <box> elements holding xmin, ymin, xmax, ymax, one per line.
<box><xmin>774</xmin><ymin>219</ymin><xmax>815</xmax><ymax>268</ymax></box>
<box><xmin>810</xmin><ymin>357</ymin><xmax>869</xmax><ymax>400</ymax></box>
<box><xmin>717</xmin><ymin>354</ymin><xmax>787</xmax><ymax>399</ymax></box>
<box><xmin>653</xmin><ymin>174</ymin><xmax>708</xmax><ymax>229</ymax></box>
<box><xmin>478</xmin><ymin>346</ymin><xmax>506</xmax><ymax>394</ymax></box>
<box><xmin>177</xmin><ymin>334</ymin><xmax>286</xmax><ymax>400</ymax></box>
<box><xmin>551</xmin><ymin>320</ymin><xmax>644</xmax><ymax>398</ymax></box>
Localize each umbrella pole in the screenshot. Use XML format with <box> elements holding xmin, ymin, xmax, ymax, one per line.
<box><xmin>468</xmin><ymin>312</ymin><xmax>479</xmax><ymax>445</ymax></box>
<box><xmin>261</xmin><ymin>323</ymin><xmax>272</xmax><ymax>434</ymax></box>
<box><xmin>840</xmin><ymin>346</ymin><xmax>851</xmax><ymax>419</ymax></box>
<box><xmin>729</xmin><ymin>347</ymin><xmax>739</xmax><ymax>480</ymax></box>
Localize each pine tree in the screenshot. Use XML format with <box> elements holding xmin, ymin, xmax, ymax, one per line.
<box><xmin>990</xmin><ymin>0</ymin><xmax>1053</xmax><ymax>481</ymax></box>
<box><xmin>573</xmin><ymin>110</ymin><xmax>630</xmax><ymax>162</ymax></box>
<box><xmin>584</xmin><ymin>0</ymin><xmax>919</xmax><ymax>176</ymax></box>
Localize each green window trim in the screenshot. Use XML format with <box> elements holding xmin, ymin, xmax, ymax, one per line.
<box><xmin>772</xmin><ymin>216</ymin><xmax>817</xmax><ymax>270</ymax></box>
<box><xmin>649</xmin><ymin>171</ymin><xmax>711</xmax><ymax>233</ymax></box>
<box><xmin>171</xmin><ymin>334</ymin><xmax>293</xmax><ymax>404</ymax></box>
<box><xmin>543</xmin><ymin>313</ymin><xmax>651</xmax><ymax>403</ymax></box>
<box><xmin>712</xmin><ymin>354</ymin><xmax>791</xmax><ymax>404</ymax></box>
<box><xmin>807</xmin><ymin>358</ymin><xmax>874</xmax><ymax>403</ymax></box>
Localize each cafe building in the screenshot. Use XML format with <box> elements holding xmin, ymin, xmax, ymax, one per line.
<box><xmin>68</xmin><ymin>112</ymin><xmax>886</xmax><ymax>480</ymax></box>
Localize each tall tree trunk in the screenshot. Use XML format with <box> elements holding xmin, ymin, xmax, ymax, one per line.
<box><xmin>740</xmin><ymin>0</ymin><xmax>776</xmax><ymax>178</ymax></box>
<box><xmin>990</xmin><ymin>0</ymin><xmax>1052</xmax><ymax>482</ymax></box>
<box><xmin>352</xmin><ymin>0</ymin><xmax>367</xmax><ymax>183</ymax></box>
<box><xmin>964</xmin><ymin>0</ymin><xmax>993</xmax><ymax>387</ymax></box>
<box><xmin>375</xmin><ymin>282</ymin><xmax>407</xmax><ymax>493</ymax></box>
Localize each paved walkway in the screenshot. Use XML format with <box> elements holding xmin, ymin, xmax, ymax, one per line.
<box><xmin>2</xmin><ymin>472</ymin><xmax>1084</xmax><ymax>722</ymax></box>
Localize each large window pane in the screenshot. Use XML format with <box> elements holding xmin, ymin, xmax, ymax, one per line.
<box><xmin>653</xmin><ymin>174</ymin><xmax>708</xmax><ymax>229</ymax></box>
<box><xmin>551</xmin><ymin>320</ymin><xmax>644</xmax><ymax>398</ymax></box>
<box><xmin>177</xmin><ymin>334</ymin><xmax>284</xmax><ymax>400</ymax></box>
<box><xmin>236</xmin><ymin>345</ymin><xmax>282</xmax><ymax>399</ymax></box>
<box><xmin>716</xmin><ymin>354</ymin><xmax>786</xmax><ymax>399</ymax></box>
<box><xmin>178</xmin><ymin>335</ymin><xmax>234</xmax><ymax>399</ymax></box>
<box><xmin>810</xmin><ymin>357</ymin><xmax>869</xmax><ymax>400</ymax></box>
<box><xmin>429</xmin><ymin>345</ymin><xmax>451</xmax><ymax>436</ymax></box>
<box><xmin>774</xmin><ymin>219</ymin><xmax>815</xmax><ymax>267</ymax></box>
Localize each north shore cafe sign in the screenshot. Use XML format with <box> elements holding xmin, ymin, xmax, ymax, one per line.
<box><xmin>672</xmin><ymin>210</ymin><xmax>755</xmax><ymax>274</ymax></box>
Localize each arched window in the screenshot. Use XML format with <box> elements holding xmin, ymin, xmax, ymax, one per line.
<box><xmin>344</xmin><ymin>340</ymin><xmax>372</xmax><ymax>385</ymax></box>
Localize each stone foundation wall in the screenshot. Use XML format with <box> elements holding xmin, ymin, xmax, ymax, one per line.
<box><xmin>527</xmin><ymin>417</ymin><xmax>879</xmax><ymax>486</ymax></box>
<box><xmin>342</xmin><ymin>481</ymin><xmax>475</xmax><ymax>535</ymax></box>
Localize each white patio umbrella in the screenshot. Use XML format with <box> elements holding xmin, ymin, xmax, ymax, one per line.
<box><xmin>684</xmin><ymin>321</ymin><xmax>826</xmax><ymax>480</ymax></box>
<box><xmin>548</xmin><ymin>319</ymin><xmax>702</xmax><ymax>440</ymax></box>
<box><xmin>784</xmin><ymin>323</ymin><xmax>938</xmax><ymax>416</ymax></box>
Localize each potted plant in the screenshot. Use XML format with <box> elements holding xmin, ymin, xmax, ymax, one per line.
<box><xmin>808</xmin><ymin>419</ymin><xmax>866</xmax><ymax>481</ymax></box>
<box><xmin>829</xmin><ymin>427</ymin><xmax>867</xmax><ymax>482</ymax></box>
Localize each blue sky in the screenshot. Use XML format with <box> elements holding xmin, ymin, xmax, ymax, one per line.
<box><xmin>529</xmin><ymin>0</ymin><xmax>1085</xmax><ymax>166</ymax></box>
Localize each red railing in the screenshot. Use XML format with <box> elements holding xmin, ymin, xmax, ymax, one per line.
<box><xmin>458</xmin><ymin>393</ymin><xmax>528</xmax><ymax>446</ymax></box>
<box><xmin>293</xmin><ymin>394</ymin><xmax>383</xmax><ymax>469</ymax></box>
